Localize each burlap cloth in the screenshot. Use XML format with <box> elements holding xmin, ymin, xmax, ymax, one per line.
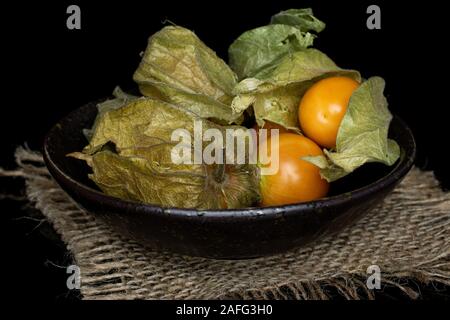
<box><xmin>1</xmin><ymin>147</ymin><xmax>449</xmax><ymax>299</ymax></box>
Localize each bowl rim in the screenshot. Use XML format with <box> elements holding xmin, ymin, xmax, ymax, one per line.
<box><xmin>43</xmin><ymin>105</ymin><xmax>416</xmax><ymax>220</ymax></box>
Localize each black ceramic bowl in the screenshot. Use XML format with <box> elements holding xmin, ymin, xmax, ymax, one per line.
<box><xmin>43</xmin><ymin>101</ymin><xmax>415</xmax><ymax>259</ymax></box>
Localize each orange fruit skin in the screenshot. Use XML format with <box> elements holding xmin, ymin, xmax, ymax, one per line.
<box><xmin>299</xmin><ymin>76</ymin><xmax>359</xmax><ymax>149</ymax></box>
<box><xmin>259</xmin><ymin>133</ymin><xmax>329</xmax><ymax>206</ymax></box>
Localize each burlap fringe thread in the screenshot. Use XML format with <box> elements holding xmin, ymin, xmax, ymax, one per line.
<box><xmin>1</xmin><ymin>147</ymin><xmax>449</xmax><ymax>300</ymax></box>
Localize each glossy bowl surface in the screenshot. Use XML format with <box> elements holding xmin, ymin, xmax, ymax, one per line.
<box><xmin>43</xmin><ymin>101</ymin><xmax>416</xmax><ymax>259</ymax></box>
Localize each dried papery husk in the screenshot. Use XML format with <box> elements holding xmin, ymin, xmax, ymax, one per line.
<box><xmin>69</xmin><ymin>98</ymin><xmax>260</xmax><ymax>209</ymax></box>
<box><xmin>133</xmin><ymin>26</ymin><xmax>242</xmax><ymax>125</ymax></box>
<box><xmin>231</xmin><ymin>49</ymin><xmax>360</xmax><ymax>132</ymax></box>
<box><xmin>303</xmin><ymin>77</ymin><xmax>400</xmax><ymax>181</ymax></box>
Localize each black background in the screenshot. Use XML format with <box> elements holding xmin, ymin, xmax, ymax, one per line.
<box><xmin>1</xmin><ymin>0</ymin><xmax>449</xmax><ymax>301</ymax></box>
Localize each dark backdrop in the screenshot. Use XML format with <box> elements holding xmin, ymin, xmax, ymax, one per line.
<box><xmin>1</xmin><ymin>0</ymin><xmax>448</xmax><ymax>300</ymax></box>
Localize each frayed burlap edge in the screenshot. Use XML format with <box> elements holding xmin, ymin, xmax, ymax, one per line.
<box><xmin>1</xmin><ymin>146</ymin><xmax>449</xmax><ymax>300</ymax></box>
